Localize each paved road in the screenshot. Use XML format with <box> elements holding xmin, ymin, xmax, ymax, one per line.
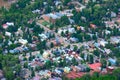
<box><xmin>69</xmin><ymin>1</ymin><xmax>86</xmax><ymax>8</ymax></box>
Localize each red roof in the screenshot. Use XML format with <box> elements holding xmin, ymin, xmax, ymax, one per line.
<box><xmin>88</xmin><ymin>63</ymin><xmax>101</xmax><ymax>72</ymax></box>
<box><xmin>90</xmin><ymin>24</ymin><xmax>96</xmax><ymax>28</ymax></box>
<box><xmin>2</xmin><ymin>24</ymin><xmax>8</xmax><ymax>29</ymax></box>
<box><xmin>66</xmin><ymin>71</ymin><xmax>85</xmax><ymax>79</ymax></box>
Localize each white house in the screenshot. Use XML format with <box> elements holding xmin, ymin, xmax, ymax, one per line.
<box><xmin>5</xmin><ymin>32</ymin><xmax>11</xmax><ymax>37</ymax></box>
<box><xmin>6</xmin><ymin>22</ymin><xmax>14</xmax><ymax>26</ymax></box>
<box><xmin>18</xmin><ymin>39</ymin><xmax>28</xmax><ymax>45</ymax></box>
<box><xmin>100</xmin><ymin>40</ymin><xmax>108</xmax><ymax>47</ymax></box>
<box><xmin>38</xmin><ymin>34</ymin><xmax>47</xmax><ymax>41</ymax></box>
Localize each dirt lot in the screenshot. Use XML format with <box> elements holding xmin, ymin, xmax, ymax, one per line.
<box><xmin>0</xmin><ymin>0</ymin><xmax>16</xmax><ymax>8</ymax></box>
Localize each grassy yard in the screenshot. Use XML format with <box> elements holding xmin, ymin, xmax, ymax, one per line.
<box><xmin>42</xmin><ymin>21</ymin><xmax>51</xmax><ymax>26</ymax></box>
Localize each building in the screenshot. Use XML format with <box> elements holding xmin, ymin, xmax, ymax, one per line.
<box><xmin>105</xmin><ymin>21</ymin><xmax>117</xmax><ymax>28</ymax></box>
<box><xmin>42</xmin><ymin>10</ymin><xmax>73</xmax><ymax>23</ymax></box>
<box><xmin>41</xmin><ymin>12</ymin><xmax>63</xmax><ymax>23</ymax></box>
<box><xmin>88</xmin><ymin>63</ymin><xmax>101</xmax><ymax>72</ymax></box>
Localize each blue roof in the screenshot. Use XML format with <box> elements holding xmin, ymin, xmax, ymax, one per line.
<box><xmin>47</xmin><ymin>13</ymin><xmax>63</xmax><ymax>19</ymax></box>
<box><xmin>108</xmin><ymin>58</ymin><xmax>116</xmax><ymax>65</ymax></box>
<box><xmin>9</xmin><ymin>50</ymin><xmax>15</xmax><ymax>53</ymax></box>
<box><xmin>94</xmin><ymin>43</ymin><xmax>100</xmax><ymax>47</ymax></box>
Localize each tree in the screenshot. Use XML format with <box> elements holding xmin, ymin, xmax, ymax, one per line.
<box><xmin>80</xmin><ymin>74</ymin><xmax>91</xmax><ymax>80</ymax></box>
<box><xmin>73</xmin><ymin>45</ymin><xmax>78</xmax><ymax>51</ymax></box>
<box><xmin>50</xmin><ymin>42</ymin><xmax>54</xmax><ymax>48</ymax></box>
<box><xmin>31</xmin><ymin>70</ymin><xmax>35</xmax><ymax>77</ymax></box>
<box><xmin>45</xmin><ymin>60</ymin><xmax>52</xmax><ymax>69</ymax></box>
<box><xmin>101</xmin><ymin>59</ymin><xmax>107</xmax><ymax>68</ymax></box>
<box><xmin>92</xmin><ymin>34</ymin><xmax>97</xmax><ymax>40</ymax></box>
<box><xmin>47</xmin><ymin>0</ymin><xmax>53</xmax><ymax>6</ymax></box>
<box><xmin>0</xmin><ymin>35</ymin><xmax>3</xmax><ymax>43</ymax></box>
<box><xmin>61</xmin><ymin>31</ymin><xmax>64</xmax><ymax>36</ymax></box>
<box><xmin>112</xmin><ymin>68</ymin><xmax>120</xmax><ymax>80</ymax></box>
<box><xmin>93</xmin><ymin>49</ymin><xmax>100</xmax><ymax>57</ymax></box>
<box><xmin>72</xmin><ymin>58</ymin><xmax>78</xmax><ymax>66</ymax></box>
<box><xmin>15</xmin><ymin>64</ymin><xmax>21</xmax><ymax>75</ymax></box>
<box><xmin>45</xmin><ymin>6</ymin><xmax>51</xmax><ymax>13</ymax></box>
<box><xmin>84</xmin><ymin>34</ymin><xmax>91</xmax><ymax>41</ymax></box>
<box><xmin>88</xmin><ymin>54</ymin><xmax>94</xmax><ymax>64</ymax></box>
<box><xmin>77</xmin><ymin>34</ymin><xmax>83</xmax><ymax>42</ymax></box>
<box><xmin>61</xmin><ymin>15</ymin><xmax>70</xmax><ymax>25</ymax></box>
<box><xmin>33</xmin><ymin>25</ymin><xmax>44</xmax><ymax>34</ymax></box>
<box><xmin>24</xmin><ymin>62</ymin><xmax>28</xmax><ymax>68</ymax></box>
<box><xmin>63</xmin><ymin>0</ymin><xmax>71</xmax><ymax>6</ymax></box>
<box><xmin>37</xmin><ymin>40</ymin><xmax>47</xmax><ymax>49</ymax></box>
<box><xmin>50</xmin><ymin>24</ymin><xmax>54</xmax><ymax>30</ymax></box>
<box><xmin>116</xmin><ymin>58</ymin><xmax>120</xmax><ymax>66</ymax></box>
<box><xmin>4</xmin><ymin>68</ymin><xmax>14</xmax><ymax>80</ymax></box>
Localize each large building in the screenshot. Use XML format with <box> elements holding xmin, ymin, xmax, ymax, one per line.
<box><xmin>41</xmin><ymin>10</ymin><xmax>73</xmax><ymax>23</ymax></box>
<box><xmin>41</xmin><ymin>12</ymin><xmax>63</xmax><ymax>23</ymax></box>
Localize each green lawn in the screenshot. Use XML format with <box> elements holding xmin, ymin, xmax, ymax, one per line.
<box><xmin>42</xmin><ymin>21</ymin><xmax>50</xmax><ymax>26</ymax></box>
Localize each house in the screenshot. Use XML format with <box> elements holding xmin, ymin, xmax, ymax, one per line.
<box><xmin>55</xmin><ymin>69</ymin><xmax>63</xmax><ymax>75</ymax></box>
<box><xmin>66</xmin><ymin>71</ymin><xmax>85</xmax><ymax>79</ymax></box>
<box><xmin>2</xmin><ymin>22</ymin><xmax>14</xmax><ymax>29</ymax></box>
<box><xmin>2</xmin><ymin>24</ymin><xmax>8</xmax><ymax>29</ymax></box>
<box><xmin>49</xmin><ymin>77</ymin><xmax>62</xmax><ymax>80</ymax></box>
<box><xmin>88</xmin><ymin>63</ymin><xmax>101</xmax><ymax>72</ymax></box>
<box><xmin>32</xmin><ymin>9</ymin><xmax>40</xmax><ymax>14</ymax></box>
<box><xmin>42</xmin><ymin>10</ymin><xmax>73</xmax><ymax>23</ymax></box>
<box><xmin>69</xmin><ymin>18</ymin><xmax>75</xmax><ymax>24</ymax></box>
<box><xmin>0</xmin><ymin>70</ymin><xmax>4</xmax><ymax>79</ymax></box>
<box><xmin>15</xmin><ymin>28</ymin><xmax>23</xmax><ymax>36</ymax></box>
<box><xmin>41</xmin><ymin>12</ymin><xmax>63</xmax><ymax>23</ymax></box>
<box><xmin>18</xmin><ymin>39</ymin><xmax>28</xmax><ymax>45</ymax></box>
<box><xmin>54</xmin><ymin>1</ymin><xmax>62</xmax><ymax>6</ymax></box>
<box><xmin>39</xmin><ymin>70</ymin><xmax>51</xmax><ymax>78</ymax></box>
<box><xmin>69</xmin><ymin>37</ymin><xmax>79</xmax><ymax>43</ymax></box>
<box><xmin>60</xmin><ymin>10</ymin><xmax>73</xmax><ymax>18</ymax></box>
<box><xmin>8</xmin><ymin>41</ymin><xmax>12</xmax><ymax>45</ymax></box>
<box><xmin>111</xmin><ymin>12</ymin><xmax>117</xmax><ymax>18</ymax></box>
<box><xmin>33</xmin><ymin>75</ymin><xmax>41</xmax><ymax>80</ymax></box>
<box><xmin>94</xmin><ymin>43</ymin><xmax>100</xmax><ymax>48</ymax></box>
<box><xmin>38</xmin><ymin>34</ymin><xmax>48</xmax><ymax>41</ymax></box>
<box><xmin>28</xmin><ymin>44</ymin><xmax>36</xmax><ymax>50</ymax></box>
<box><xmin>58</xmin><ymin>29</ymin><xmax>67</xmax><ymax>35</ymax></box>
<box><xmin>6</xmin><ymin>22</ymin><xmax>14</xmax><ymax>26</ymax></box>
<box><xmin>42</xmin><ymin>51</ymin><xmax>50</xmax><ymax>58</ymax></box>
<box><xmin>110</xmin><ymin>37</ymin><xmax>120</xmax><ymax>44</ymax></box>
<box><xmin>105</xmin><ymin>21</ymin><xmax>117</xmax><ymax>28</ymax></box>
<box><xmin>108</xmin><ymin>58</ymin><xmax>116</xmax><ymax>65</ymax></box>
<box><xmin>64</xmin><ymin>67</ymin><xmax>71</xmax><ymax>73</ymax></box>
<box><xmin>75</xmin><ymin>7</ymin><xmax>83</xmax><ymax>12</ymax></box>
<box><xmin>99</xmin><ymin>40</ymin><xmax>108</xmax><ymax>47</ymax></box>
<box><xmin>68</xmin><ymin>28</ymin><xmax>76</xmax><ymax>33</ymax></box>
<box><xmin>90</xmin><ymin>24</ymin><xmax>96</xmax><ymax>28</ymax></box>
<box><xmin>77</xmin><ymin>64</ymin><xmax>88</xmax><ymax>72</ymax></box>
<box><xmin>106</xmin><ymin>66</ymin><xmax>114</xmax><ymax>72</ymax></box>
<box><xmin>105</xmin><ymin>30</ymin><xmax>111</xmax><ymax>35</ymax></box>
<box><xmin>5</xmin><ymin>32</ymin><xmax>11</xmax><ymax>37</ymax></box>
<box><xmin>104</xmin><ymin>48</ymin><xmax>111</xmax><ymax>54</ymax></box>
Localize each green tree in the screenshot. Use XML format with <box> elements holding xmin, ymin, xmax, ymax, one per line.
<box><xmin>31</xmin><ymin>70</ymin><xmax>35</xmax><ymax>77</ymax></box>
<box><xmin>50</xmin><ymin>42</ymin><xmax>54</xmax><ymax>48</ymax></box>
<box><xmin>24</xmin><ymin>62</ymin><xmax>28</xmax><ymax>68</ymax></box>
<box><xmin>63</xmin><ymin>0</ymin><xmax>71</xmax><ymax>6</ymax></box>
<box><xmin>101</xmin><ymin>59</ymin><xmax>107</xmax><ymax>68</ymax></box>
<box><xmin>93</xmin><ymin>49</ymin><xmax>100</xmax><ymax>57</ymax></box>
